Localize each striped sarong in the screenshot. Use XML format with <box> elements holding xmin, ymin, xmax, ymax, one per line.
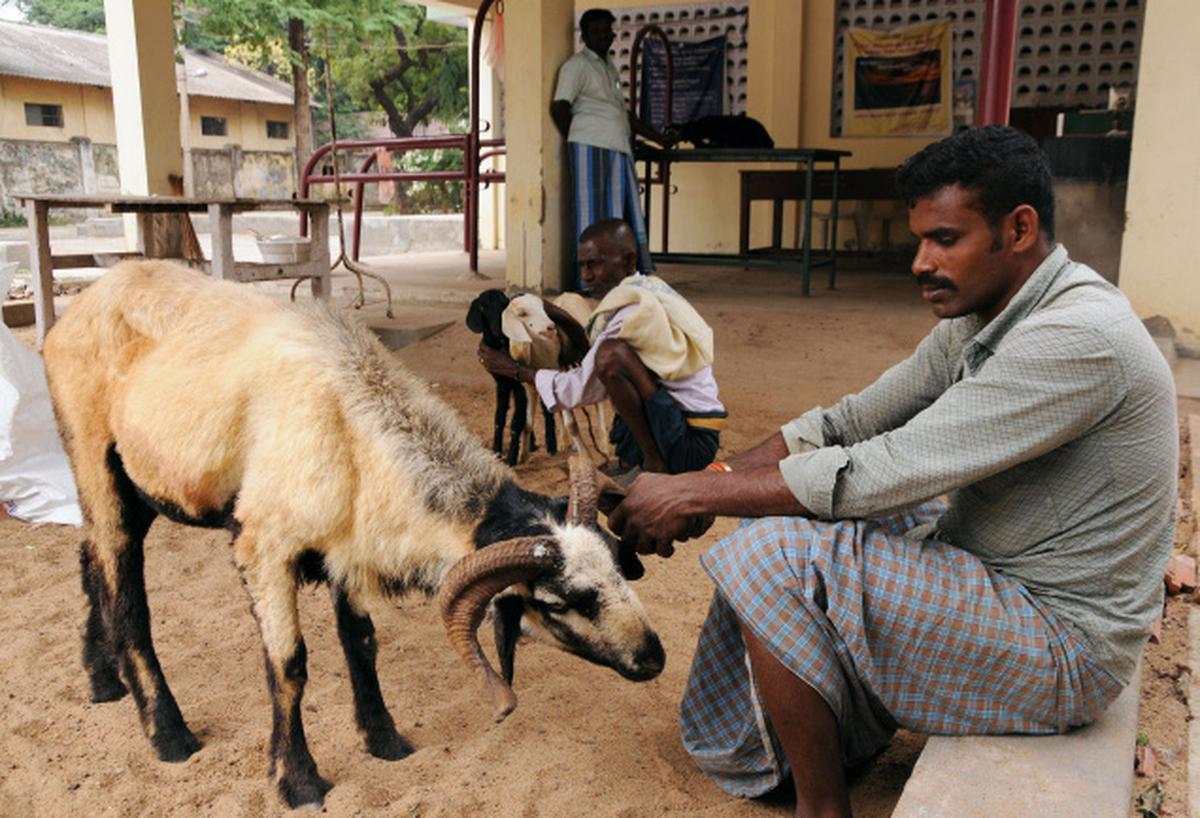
<box><xmin>568</xmin><ymin>142</ymin><xmax>654</xmax><ymax>289</ymax></box>
<box><xmin>680</xmin><ymin>501</ymin><xmax>1124</xmax><ymax>798</ymax></box>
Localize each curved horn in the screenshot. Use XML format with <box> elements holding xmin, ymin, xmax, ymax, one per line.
<box><xmin>437</xmin><ymin>537</ymin><xmax>561</xmax><ymax>722</ymax></box>
<box><xmin>568</xmin><ymin>451</ymin><xmax>599</xmax><ymax>525</ymax></box>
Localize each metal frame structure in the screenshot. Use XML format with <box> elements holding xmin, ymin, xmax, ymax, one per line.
<box><xmin>298</xmin><ymin>134</ymin><xmax>503</xmax><ymax>265</ymax></box>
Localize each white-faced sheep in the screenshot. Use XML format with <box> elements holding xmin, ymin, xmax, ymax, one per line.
<box><xmin>502</xmin><ymin>293</ymin><xmax>612</xmax><ymax>463</ymax></box>
<box><xmin>43</xmin><ymin>260</ymin><xmax>661</xmax><ymax>809</ymax></box>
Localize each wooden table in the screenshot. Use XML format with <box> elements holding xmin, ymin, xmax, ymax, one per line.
<box><xmin>633</xmin><ymin>146</ymin><xmax>851</xmax><ymax>295</ymax></box>
<box><xmin>739</xmin><ymin>167</ymin><xmax>901</xmax><ymax>257</ymax></box>
<box><xmin>11</xmin><ymin>193</ymin><xmax>331</xmax><ymax>347</ymax></box>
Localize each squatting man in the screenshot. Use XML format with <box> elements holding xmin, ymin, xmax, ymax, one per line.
<box><xmin>608</xmin><ymin>125</ymin><xmax>1177</xmax><ymax>817</ymax></box>
<box><xmin>479</xmin><ymin>218</ymin><xmax>727</xmax><ymax>479</ymax></box>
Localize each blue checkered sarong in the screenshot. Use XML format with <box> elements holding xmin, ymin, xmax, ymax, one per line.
<box><xmin>568</xmin><ymin>142</ymin><xmax>654</xmax><ymax>288</ymax></box>
<box><xmin>680</xmin><ymin>501</ymin><xmax>1124</xmax><ymax>798</ymax></box>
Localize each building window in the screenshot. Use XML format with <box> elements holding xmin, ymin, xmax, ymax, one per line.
<box><xmin>266</xmin><ymin>120</ymin><xmax>289</xmax><ymax>139</ymax></box>
<box><xmin>201</xmin><ymin>116</ymin><xmax>227</xmax><ymax>136</ymax></box>
<box><xmin>24</xmin><ymin>103</ymin><xmax>63</xmax><ymax>127</ymax></box>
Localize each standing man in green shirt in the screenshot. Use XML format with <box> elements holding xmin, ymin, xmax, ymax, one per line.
<box><xmin>609</xmin><ymin>125</ymin><xmax>1177</xmax><ymax>817</ymax></box>
<box><xmin>551</xmin><ymin>8</ymin><xmax>675</xmax><ymax>289</ymax></box>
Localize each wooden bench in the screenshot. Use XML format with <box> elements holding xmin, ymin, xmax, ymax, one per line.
<box><xmin>739</xmin><ymin>168</ymin><xmax>904</xmax><ymax>255</ymax></box>
<box><xmin>11</xmin><ymin>193</ymin><xmax>331</xmax><ymax>348</ymax></box>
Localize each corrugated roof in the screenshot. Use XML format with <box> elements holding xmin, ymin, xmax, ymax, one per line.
<box><xmin>0</xmin><ymin>20</ymin><xmax>293</xmax><ymax>106</ymax></box>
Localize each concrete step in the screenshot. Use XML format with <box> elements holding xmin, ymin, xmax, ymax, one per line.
<box><xmin>891</xmin><ymin>664</ymin><xmax>1141</xmax><ymax>817</ymax></box>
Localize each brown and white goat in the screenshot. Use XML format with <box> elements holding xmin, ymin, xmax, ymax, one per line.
<box><xmin>43</xmin><ymin>260</ymin><xmax>660</xmax><ymax>809</ymax></box>
<box><xmin>502</xmin><ymin>293</ymin><xmax>612</xmax><ymax>463</ymax></box>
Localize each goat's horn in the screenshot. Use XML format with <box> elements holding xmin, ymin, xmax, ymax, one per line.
<box><xmin>567</xmin><ymin>451</ymin><xmax>599</xmax><ymax>525</ymax></box>
<box><xmin>437</xmin><ymin>537</ymin><xmax>561</xmax><ymax>722</ymax></box>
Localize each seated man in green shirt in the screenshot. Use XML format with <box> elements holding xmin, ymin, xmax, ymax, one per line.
<box><xmin>608</xmin><ymin>125</ymin><xmax>1177</xmax><ymax>817</ymax></box>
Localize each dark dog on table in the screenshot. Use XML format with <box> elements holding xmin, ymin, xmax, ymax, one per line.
<box><xmin>674</xmin><ymin>114</ymin><xmax>775</xmax><ymax>149</ymax></box>
<box><xmin>466</xmin><ymin>289</ymin><xmax>556</xmax><ymax>465</ymax></box>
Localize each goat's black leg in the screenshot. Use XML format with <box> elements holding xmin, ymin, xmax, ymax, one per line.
<box><xmin>331</xmin><ymin>586</ymin><xmax>413</xmax><ymax>760</ymax></box>
<box><xmin>79</xmin><ymin>539</ymin><xmax>127</xmax><ymax>702</ymax></box>
<box><xmin>98</xmin><ymin>446</ymin><xmax>199</xmax><ymax>763</ymax></box>
<box><xmin>491</xmin><ymin>376</ymin><xmax>509</xmax><ymax>455</ymax></box>
<box><xmin>507</xmin><ymin>380</ymin><xmax>529</xmax><ymax>465</ymax></box>
<box><xmin>543</xmin><ymin>404</ymin><xmax>558</xmax><ymax>455</ymax></box>
<box><xmin>235</xmin><ymin>536</ymin><xmax>330</xmax><ymax>808</ymax></box>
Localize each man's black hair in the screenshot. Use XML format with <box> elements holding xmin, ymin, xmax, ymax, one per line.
<box><xmin>580</xmin><ymin>218</ymin><xmax>635</xmax><ymax>252</ymax></box>
<box><xmin>579</xmin><ymin>8</ymin><xmax>616</xmax><ymax>31</ymax></box>
<box><xmin>895</xmin><ymin>125</ymin><xmax>1056</xmax><ymax>240</ymax></box>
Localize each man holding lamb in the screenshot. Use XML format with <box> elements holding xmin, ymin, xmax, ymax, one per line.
<box><xmin>478</xmin><ymin>218</ymin><xmax>726</xmax><ymax>481</ymax></box>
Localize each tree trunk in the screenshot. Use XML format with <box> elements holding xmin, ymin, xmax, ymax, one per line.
<box><xmin>289</xmin><ymin>18</ymin><xmax>313</xmax><ymax>195</ymax></box>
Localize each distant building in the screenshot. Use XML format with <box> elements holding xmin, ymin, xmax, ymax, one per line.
<box><xmin>0</xmin><ymin>19</ymin><xmax>302</xmax><ymax>210</ymax></box>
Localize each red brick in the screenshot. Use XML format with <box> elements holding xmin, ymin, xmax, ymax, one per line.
<box><xmin>1135</xmin><ymin>745</ymin><xmax>1157</xmax><ymax>778</ymax></box>
<box><xmin>1164</xmin><ymin>554</ymin><xmax>1196</xmax><ymax>595</ymax></box>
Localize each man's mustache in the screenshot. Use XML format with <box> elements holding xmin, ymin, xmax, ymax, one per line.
<box><xmin>916</xmin><ymin>273</ymin><xmax>956</xmax><ymax>290</ymax></box>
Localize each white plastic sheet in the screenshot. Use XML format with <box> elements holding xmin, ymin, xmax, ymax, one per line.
<box><xmin>0</xmin><ymin>262</ymin><xmax>82</xmax><ymax>526</ymax></box>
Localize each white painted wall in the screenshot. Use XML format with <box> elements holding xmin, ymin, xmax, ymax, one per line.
<box><xmin>1118</xmin><ymin>0</ymin><xmax>1200</xmax><ymax>340</ymax></box>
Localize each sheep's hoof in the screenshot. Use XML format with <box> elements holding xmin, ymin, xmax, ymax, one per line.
<box><xmin>280</xmin><ymin>772</ymin><xmax>332</xmax><ymax>810</ymax></box>
<box><xmin>89</xmin><ymin>672</ymin><xmax>128</xmax><ymax>703</ymax></box>
<box><xmin>152</xmin><ymin>728</ymin><xmax>201</xmax><ymax>762</ymax></box>
<box><xmin>366</xmin><ymin>729</ymin><xmax>414</xmax><ymax>761</ymax></box>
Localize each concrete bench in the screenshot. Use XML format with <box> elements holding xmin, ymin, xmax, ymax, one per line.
<box><xmin>891</xmin><ymin>670</ymin><xmax>1140</xmax><ymax>818</ymax></box>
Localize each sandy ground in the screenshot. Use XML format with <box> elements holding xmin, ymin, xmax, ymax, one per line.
<box><xmin>0</xmin><ymin>258</ymin><xmax>1189</xmax><ymax>817</ymax></box>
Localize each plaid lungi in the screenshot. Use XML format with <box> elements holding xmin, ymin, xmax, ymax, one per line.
<box><xmin>680</xmin><ymin>501</ymin><xmax>1124</xmax><ymax>798</ymax></box>
<box><xmin>568</xmin><ymin>142</ymin><xmax>655</xmax><ymax>288</ymax></box>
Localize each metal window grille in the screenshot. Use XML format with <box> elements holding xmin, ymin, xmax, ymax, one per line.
<box><xmin>201</xmin><ymin>116</ymin><xmax>228</xmax><ymax>136</ymax></box>
<box><xmin>266</xmin><ymin>120</ymin><xmax>289</xmax><ymax>139</ymax></box>
<box><xmin>24</xmin><ymin>103</ymin><xmax>63</xmax><ymax>127</ymax></box>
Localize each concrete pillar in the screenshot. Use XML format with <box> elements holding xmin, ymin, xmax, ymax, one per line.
<box><xmin>502</xmin><ymin>0</ymin><xmax>573</xmax><ymax>292</ymax></box>
<box><xmin>229</xmin><ymin>144</ymin><xmax>244</xmax><ymax>197</ymax></box>
<box><xmin>746</xmin><ymin>0</ymin><xmax>804</xmax><ymax>249</ymax></box>
<box><xmin>477</xmin><ymin>18</ymin><xmax>505</xmax><ymax>252</ymax></box>
<box><xmin>72</xmin><ymin>137</ymin><xmax>97</xmax><ymax>195</ymax></box>
<box><xmin>103</xmin><ymin>0</ymin><xmax>183</xmax><ymax>250</ymax></box>
<box><xmin>1117</xmin><ymin>0</ymin><xmax>1200</xmax><ymax>341</ymax></box>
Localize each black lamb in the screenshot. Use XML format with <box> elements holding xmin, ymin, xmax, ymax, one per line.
<box><xmin>467</xmin><ymin>289</ymin><xmax>531</xmax><ymax>466</ymax></box>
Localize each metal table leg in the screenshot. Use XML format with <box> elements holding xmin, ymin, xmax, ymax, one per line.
<box><xmin>829</xmin><ymin>156</ymin><xmax>840</xmax><ymax>289</ymax></box>
<box><xmin>801</xmin><ymin>158</ymin><xmax>815</xmax><ymax>297</ymax></box>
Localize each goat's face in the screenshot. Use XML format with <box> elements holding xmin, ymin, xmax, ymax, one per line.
<box><xmin>506</xmin><ymin>521</ymin><xmax>664</xmax><ymax>682</ymax></box>
<box><xmin>502</xmin><ymin>294</ymin><xmax>558</xmax><ymax>344</ymax></box>
<box><xmin>466</xmin><ymin>289</ymin><xmax>509</xmax><ymax>347</ymax></box>
<box><xmin>438</xmin><ymin>454</ymin><xmax>659</xmax><ymax>721</ymax></box>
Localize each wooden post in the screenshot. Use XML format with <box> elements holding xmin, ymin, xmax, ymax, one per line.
<box><xmin>308</xmin><ymin>203</ymin><xmax>331</xmax><ymax>299</ymax></box>
<box><xmin>25</xmin><ymin>200</ymin><xmax>54</xmax><ymax>348</ymax></box>
<box><xmin>208</xmin><ymin>203</ymin><xmax>235</xmax><ymax>281</ymax></box>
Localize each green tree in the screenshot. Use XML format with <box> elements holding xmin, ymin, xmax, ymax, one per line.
<box><xmin>332</xmin><ymin>5</ymin><xmax>467</xmax><ymax>141</ymax></box>
<box><xmin>15</xmin><ymin>0</ymin><xmax>105</xmax><ymax>32</ymax></box>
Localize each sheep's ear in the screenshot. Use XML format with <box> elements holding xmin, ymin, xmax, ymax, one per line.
<box><xmin>549</xmin><ymin>494</ymin><xmax>569</xmax><ymax>523</ymax></box>
<box><xmin>618</xmin><ymin>545</ymin><xmax>645</xmax><ymax>581</ymax></box>
<box><xmin>492</xmin><ymin>594</ymin><xmax>526</xmax><ymax>686</ymax></box>
<box><xmin>596</xmin><ymin>472</ymin><xmax>626</xmax><ymax>516</ymax></box>
<box><xmin>466</xmin><ymin>298</ymin><xmax>485</xmax><ymax>332</ymax></box>
<box><xmin>501</xmin><ymin>308</ymin><xmax>532</xmax><ymax>344</ymax></box>
<box><xmin>600</xmin><ymin>527</ymin><xmax>645</xmax><ymax>581</ymax></box>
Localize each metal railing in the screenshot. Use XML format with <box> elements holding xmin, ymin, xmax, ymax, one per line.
<box><xmin>298</xmin><ymin>132</ymin><xmax>504</xmax><ymax>264</ymax></box>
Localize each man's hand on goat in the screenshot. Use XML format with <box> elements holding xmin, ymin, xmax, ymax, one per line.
<box><xmin>607</xmin><ymin>472</ymin><xmax>715</xmax><ymax>558</ymax></box>
<box><xmin>478</xmin><ymin>342</ymin><xmax>528</xmax><ymax>382</ymax></box>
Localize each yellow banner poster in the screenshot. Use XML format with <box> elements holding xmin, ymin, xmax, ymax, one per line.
<box><xmin>844</xmin><ymin>20</ymin><xmax>953</xmax><ymax>137</ymax></box>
